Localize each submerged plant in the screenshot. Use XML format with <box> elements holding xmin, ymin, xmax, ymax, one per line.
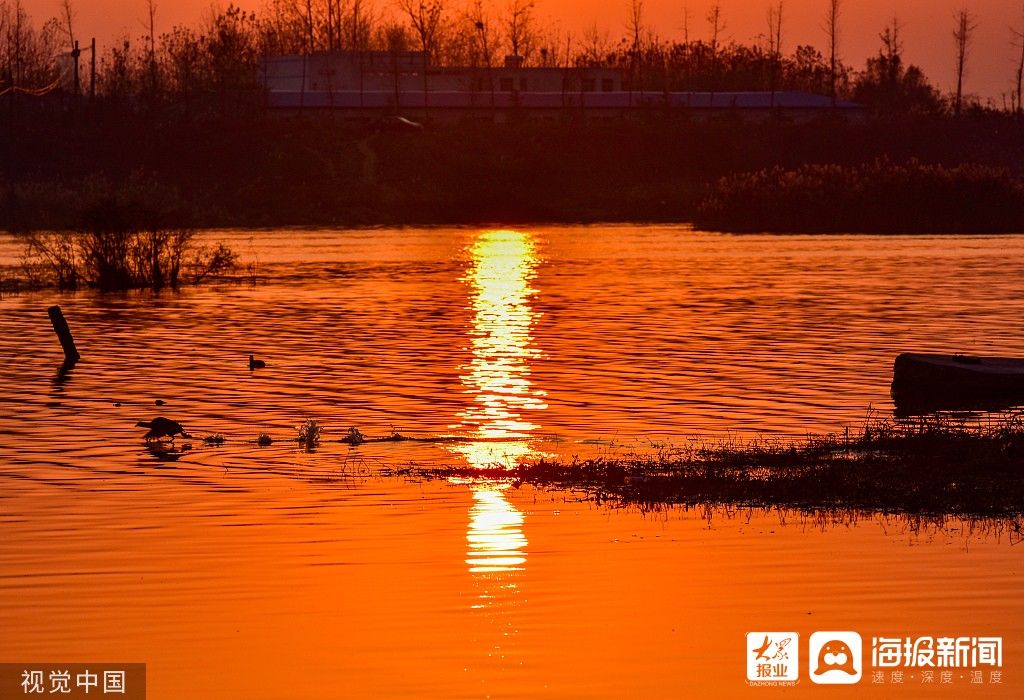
<box><xmin>296</xmin><ymin>419</ymin><xmax>322</xmax><ymax>449</ymax></box>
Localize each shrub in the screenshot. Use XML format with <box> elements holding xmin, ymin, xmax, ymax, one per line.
<box><xmin>17</xmin><ymin>177</ymin><xmax>235</xmax><ymax>291</ymax></box>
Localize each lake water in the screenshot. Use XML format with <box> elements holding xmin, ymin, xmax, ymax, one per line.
<box><xmin>1</xmin><ymin>226</ymin><xmax>1022</xmax><ymax>698</ymax></box>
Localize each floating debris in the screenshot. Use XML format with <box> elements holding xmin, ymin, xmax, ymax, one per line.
<box><xmin>256</xmin><ymin>433</ymin><xmax>273</xmax><ymax>446</ymax></box>
<box><xmin>204</xmin><ymin>434</ymin><xmax>226</xmax><ymax>445</ymax></box>
<box><xmin>155</xmin><ymin>399</ymin><xmax>166</xmax><ymax>406</ymax></box>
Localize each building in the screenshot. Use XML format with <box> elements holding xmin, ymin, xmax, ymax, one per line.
<box><xmin>259</xmin><ymin>51</ymin><xmax>861</xmax><ymax>122</ymax></box>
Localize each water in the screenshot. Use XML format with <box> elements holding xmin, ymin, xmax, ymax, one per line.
<box><xmin>1</xmin><ymin>226</ymin><xmax>1022</xmax><ymax>698</ymax></box>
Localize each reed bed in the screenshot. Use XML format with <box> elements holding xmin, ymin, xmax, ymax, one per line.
<box><xmin>695</xmin><ymin>159</ymin><xmax>1024</xmax><ymax>233</ymax></box>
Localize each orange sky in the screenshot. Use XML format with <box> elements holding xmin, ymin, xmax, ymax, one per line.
<box><xmin>44</xmin><ymin>1</ymin><xmax>1024</xmax><ymax>101</ymax></box>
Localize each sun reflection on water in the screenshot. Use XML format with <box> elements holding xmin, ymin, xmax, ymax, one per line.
<box><xmin>452</xmin><ymin>228</ymin><xmax>546</xmax><ymax>460</ymax></box>
<box><xmin>450</xmin><ymin>229</ymin><xmax>545</xmax><ymax>580</ymax></box>
<box><xmin>465</xmin><ymin>485</ymin><xmax>528</xmax><ymax>573</ymax></box>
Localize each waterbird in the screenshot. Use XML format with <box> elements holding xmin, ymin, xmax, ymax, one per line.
<box><xmin>249</xmin><ymin>354</ymin><xmax>266</xmax><ymax>370</ymax></box>
<box><xmin>136</xmin><ymin>417</ymin><xmax>193</xmax><ymax>442</ymax></box>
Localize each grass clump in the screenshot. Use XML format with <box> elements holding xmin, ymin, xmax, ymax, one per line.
<box><xmin>695</xmin><ymin>159</ymin><xmax>1024</xmax><ymax>233</ymax></box>
<box><xmin>341</xmin><ymin>427</ymin><xmax>366</xmax><ymax>446</ymax></box>
<box><xmin>296</xmin><ymin>419</ymin><xmax>322</xmax><ymax>449</ymax></box>
<box><xmin>409</xmin><ymin>414</ymin><xmax>1024</xmax><ymax>518</ymax></box>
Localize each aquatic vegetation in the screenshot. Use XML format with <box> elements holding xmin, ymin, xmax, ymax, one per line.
<box><xmin>342</xmin><ymin>427</ymin><xmax>366</xmax><ymax>446</ymax></box>
<box><xmin>22</xmin><ymin>229</ymin><xmax>236</xmax><ymax>292</ymax></box>
<box><xmin>296</xmin><ymin>419</ymin><xmax>322</xmax><ymax>449</ymax></box>
<box><xmin>407</xmin><ymin>414</ymin><xmax>1024</xmax><ymax>518</ymax></box>
<box><xmin>204</xmin><ymin>434</ymin><xmax>226</xmax><ymax>445</ymax></box>
<box><xmin>15</xmin><ymin>177</ymin><xmax>236</xmax><ymax>292</ymax></box>
<box><xmin>696</xmin><ymin>159</ymin><xmax>1024</xmax><ymax>233</ymax></box>
<box><xmin>256</xmin><ymin>433</ymin><xmax>273</xmax><ymax>446</ymax></box>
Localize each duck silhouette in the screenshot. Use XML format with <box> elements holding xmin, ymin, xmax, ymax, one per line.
<box><xmin>249</xmin><ymin>354</ymin><xmax>266</xmax><ymax>370</ymax></box>
<box><xmin>136</xmin><ymin>417</ymin><xmax>193</xmax><ymax>442</ymax></box>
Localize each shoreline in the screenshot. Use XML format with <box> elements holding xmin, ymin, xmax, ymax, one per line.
<box><xmin>6</xmin><ymin>117</ymin><xmax>1024</xmax><ymax>234</ymax></box>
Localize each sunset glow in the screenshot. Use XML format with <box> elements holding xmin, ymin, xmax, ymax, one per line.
<box><xmin>67</xmin><ymin>0</ymin><xmax>1024</xmax><ymax>100</ymax></box>
<box><xmin>5</xmin><ymin>0</ymin><xmax>1024</xmax><ymax>694</ymax></box>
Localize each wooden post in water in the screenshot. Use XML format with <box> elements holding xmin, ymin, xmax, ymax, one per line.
<box><xmin>47</xmin><ymin>306</ymin><xmax>81</xmax><ymax>363</ymax></box>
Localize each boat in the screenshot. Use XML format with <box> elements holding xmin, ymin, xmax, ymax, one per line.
<box><xmin>891</xmin><ymin>352</ymin><xmax>1024</xmax><ymax>413</ymax></box>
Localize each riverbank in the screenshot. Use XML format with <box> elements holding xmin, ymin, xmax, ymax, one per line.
<box><xmin>5</xmin><ymin>115</ymin><xmax>1024</xmax><ymax>231</ymax></box>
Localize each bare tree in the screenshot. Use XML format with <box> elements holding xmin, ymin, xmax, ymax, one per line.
<box><xmin>1012</xmin><ymin>5</ymin><xmax>1024</xmax><ymax>117</ymax></box>
<box><xmin>953</xmin><ymin>7</ymin><xmax>977</xmax><ymax>117</ymax></box>
<box><xmin>627</xmin><ymin>0</ymin><xmax>644</xmax><ymax>100</ymax></box>
<box><xmin>579</xmin><ymin>22</ymin><xmax>610</xmax><ymax>67</ymax></box>
<box><xmin>707</xmin><ymin>3</ymin><xmax>725</xmax><ymax>104</ymax></box>
<box><xmin>305</xmin><ymin>0</ymin><xmax>314</xmax><ymax>53</ymax></box>
<box><xmin>57</xmin><ymin>0</ymin><xmax>81</xmax><ymax>95</ymax></box>
<box><xmin>397</xmin><ymin>0</ymin><xmax>443</xmax><ymax>111</ymax></box>
<box><xmin>397</xmin><ymin>0</ymin><xmax>444</xmax><ymax>59</ymax></box>
<box><xmin>382</xmin><ymin>20</ymin><xmax>410</xmax><ymax>109</ymax></box>
<box><xmin>823</xmin><ymin>0</ymin><xmax>842</xmax><ymax>106</ymax></box>
<box><xmin>503</xmin><ymin>0</ymin><xmax>535</xmax><ymax>63</ymax></box>
<box><xmin>880</xmin><ymin>15</ymin><xmax>904</xmax><ymax>62</ymax></box>
<box><xmin>465</xmin><ymin>0</ymin><xmax>495</xmax><ymax>105</ymax></box>
<box><xmin>59</xmin><ymin>0</ymin><xmax>75</xmax><ymax>49</ymax></box>
<box><xmin>143</xmin><ymin>0</ymin><xmax>158</xmax><ymax>96</ymax></box>
<box><xmin>707</xmin><ymin>4</ymin><xmax>725</xmax><ymax>57</ymax></box>
<box><xmin>346</xmin><ymin>1</ymin><xmax>375</xmax><ymax>52</ymax></box>
<box><xmin>766</xmin><ymin>1</ymin><xmax>783</xmax><ymax>105</ymax></box>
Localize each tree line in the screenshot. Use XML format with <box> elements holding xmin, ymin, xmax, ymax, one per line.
<box><xmin>2</xmin><ymin>0</ymin><xmax>1024</xmax><ymax>118</ymax></box>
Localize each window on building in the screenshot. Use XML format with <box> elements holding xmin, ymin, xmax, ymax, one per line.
<box><xmin>582</xmin><ymin>78</ymin><xmax>596</xmax><ymax>92</ymax></box>
<box><xmin>602</xmin><ymin>78</ymin><xmax>614</xmax><ymax>92</ymax></box>
<box><xmin>500</xmin><ymin>77</ymin><xmax>514</xmax><ymax>92</ymax></box>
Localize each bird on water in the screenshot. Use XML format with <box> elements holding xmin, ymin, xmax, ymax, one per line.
<box><xmin>249</xmin><ymin>354</ymin><xmax>266</xmax><ymax>370</ymax></box>
<box><xmin>136</xmin><ymin>417</ymin><xmax>193</xmax><ymax>442</ymax></box>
